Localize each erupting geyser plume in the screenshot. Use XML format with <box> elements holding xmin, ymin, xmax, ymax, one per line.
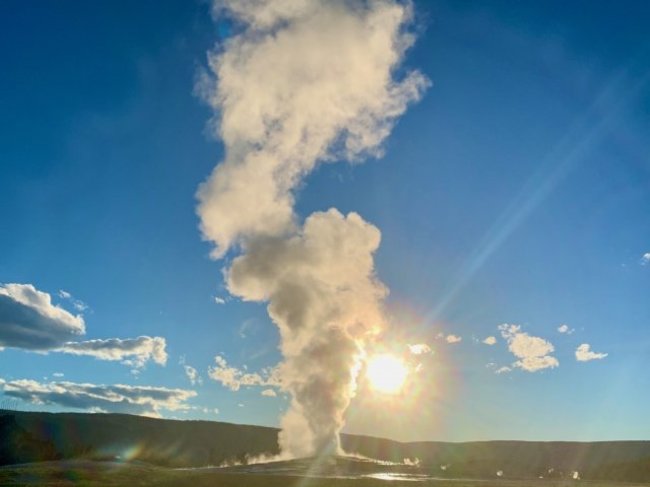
<box><xmin>197</xmin><ymin>0</ymin><xmax>427</xmax><ymax>458</ymax></box>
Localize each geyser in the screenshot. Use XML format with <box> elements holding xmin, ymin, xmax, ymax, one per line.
<box><xmin>197</xmin><ymin>0</ymin><xmax>427</xmax><ymax>458</ymax></box>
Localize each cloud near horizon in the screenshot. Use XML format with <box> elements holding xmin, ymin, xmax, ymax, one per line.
<box><xmin>0</xmin><ymin>283</ymin><xmax>167</xmax><ymax>370</ymax></box>
<box><xmin>208</xmin><ymin>355</ymin><xmax>280</xmax><ymax>391</ymax></box>
<box><xmin>0</xmin><ymin>377</ymin><xmax>196</xmax><ymax>417</ymax></box>
<box><xmin>499</xmin><ymin>324</ymin><xmax>559</xmax><ymax>372</ymax></box>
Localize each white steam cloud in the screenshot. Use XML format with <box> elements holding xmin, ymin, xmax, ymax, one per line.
<box><xmin>197</xmin><ymin>0</ymin><xmax>426</xmax><ymax>457</ymax></box>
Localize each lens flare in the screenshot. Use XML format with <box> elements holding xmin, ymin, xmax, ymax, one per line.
<box><xmin>366</xmin><ymin>354</ymin><xmax>408</xmax><ymax>394</ymax></box>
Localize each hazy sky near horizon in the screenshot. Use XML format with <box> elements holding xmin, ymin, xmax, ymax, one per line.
<box><xmin>1</xmin><ymin>0</ymin><xmax>649</xmax><ymax>442</ymax></box>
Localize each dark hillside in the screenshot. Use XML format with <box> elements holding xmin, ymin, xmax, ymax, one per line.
<box><xmin>1</xmin><ymin>410</ymin><xmax>649</xmax><ymax>482</ymax></box>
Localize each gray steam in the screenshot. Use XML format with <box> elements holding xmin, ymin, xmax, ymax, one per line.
<box><xmin>197</xmin><ymin>0</ymin><xmax>427</xmax><ymax>457</ymax></box>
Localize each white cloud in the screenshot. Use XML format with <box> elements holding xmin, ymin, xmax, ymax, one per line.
<box><xmin>557</xmin><ymin>324</ymin><xmax>574</xmax><ymax>334</ymax></box>
<box><xmin>499</xmin><ymin>324</ymin><xmax>559</xmax><ymax>372</ymax></box>
<box><xmin>58</xmin><ymin>337</ymin><xmax>167</xmax><ymax>369</ymax></box>
<box><xmin>446</xmin><ymin>334</ymin><xmax>462</xmax><ymax>344</ymax></box>
<box><xmin>0</xmin><ymin>283</ymin><xmax>166</xmax><ymax>370</ymax></box>
<box><xmin>214</xmin><ymin>296</ymin><xmax>227</xmax><ymax>305</ymax></box>
<box><xmin>0</xmin><ymin>378</ymin><xmax>196</xmax><ymax>418</ymax></box>
<box><xmin>408</xmin><ymin>343</ymin><xmax>431</xmax><ymax>355</ymax></box>
<box><xmin>482</xmin><ymin>336</ymin><xmax>497</xmax><ymax>345</ymax></box>
<box><xmin>495</xmin><ymin>366</ymin><xmax>511</xmax><ymax>374</ymax></box>
<box><xmin>52</xmin><ymin>372</ymin><xmax>64</xmax><ymax>378</ymax></box>
<box><xmin>0</xmin><ymin>283</ymin><xmax>85</xmax><ymax>349</ymax></box>
<box><xmin>575</xmin><ymin>343</ymin><xmax>608</xmax><ymax>362</ymax></box>
<box><xmin>641</xmin><ymin>253</ymin><xmax>650</xmax><ymax>265</ymax></box>
<box><xmin>208</xmin><ymin>355</ymin><xmax>280</xmax><ymax>391</ymax></box>
<box><xmin>261</xmin><ymin>388</ymin><xmax>277</xmax><ymax>397</ymax></box>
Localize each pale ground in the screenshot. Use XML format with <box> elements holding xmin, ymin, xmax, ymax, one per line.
<box><xmin>1</xmin><ymin>461</ymin><xmax>649</xmax><ymax>487</ymax></box>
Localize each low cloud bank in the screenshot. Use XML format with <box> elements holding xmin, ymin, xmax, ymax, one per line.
<box><xmin>0</xmin><ymin>377</ymin><xmax>195</xmax><ymax>417</ymax></box>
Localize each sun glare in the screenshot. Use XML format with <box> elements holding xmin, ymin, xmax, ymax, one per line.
<box><xmin>366</xmin><ymin>354</ymin><xmax>408</xmax><ymax>394</ymax></box>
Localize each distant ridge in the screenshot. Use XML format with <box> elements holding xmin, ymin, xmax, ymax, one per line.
<box><xmin>1</xmin><ymin>410</ymin><xmax>649</xmax><ymax>482</ymax></box>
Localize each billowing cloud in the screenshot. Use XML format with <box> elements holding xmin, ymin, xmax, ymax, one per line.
<box><xmin>58</xmin><ymin>337</ymin><xmax>167</xmax><ymax>367</ymax></box>
<box><xmin>482</xmin><ymin>336</ymin><xmax>497</xmax><ymax>345</ymax></box>
<box><xmin>499</xmin><ymin>324</ymin><xmax>559</xmax><ymax>372</ymax></box>
<box><xmin>0</xmin><ymin>283</ymin><xmax>167</xmax><ymax>370</ymax></box>
<box><xmin>208</xmin><ymin>355</ymin><xmax>280</xmax><ymax>391</ymax></box>
<box><xmin>196</xmin><ymin>1</ymin><xmax>428</xmax><ymax>258</ymax></box>
<box><xmin>446</xmin><ymin>334</ymin><xmax>462</xmax><ymax>344</ymax></box>
<box><xmin>575</xmin><ymin>343</ymin><xmax>608</xmax><ymax>362</ymax></box>
<box><xmin>0</xmin><ymin>378</ymin><xmax>196</xmax><ymax>418</ymax></box>
<box><xmin>0</xmin><ymin>283</ymin><xmax>85</xmax><ymax>349</ymax></box>
<box><xmin>408</xmin><ymin>343</ymin><xmax>431</xmax><ymax>355</ymax></box>
<box><xmin>557</xmin><ymin>324</ymin><xmax>574</xmax><ymax>334</ymax></box>
<box><xmin>197</xmin><ymin>0</ymin><xmax>426</xmax><ymax>458</ymax></box>
<box><xmin>641</xmin><ymin>253</ymin><xmax>650</xmax><ymax>265</ymax></box>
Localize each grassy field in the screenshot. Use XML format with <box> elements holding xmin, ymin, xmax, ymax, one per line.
<box><xmin>1</xmin><ymin>461</ymin><xmax>649</xmax><ymax>487</ymax></box>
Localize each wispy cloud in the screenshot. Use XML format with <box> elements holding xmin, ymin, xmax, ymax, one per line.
<box><xmin>208</xmin><ymin>355</ymin><xmax>280</xmax><ymax>391</ymax></box>
<box><xmin>58</xmin><ymin>289</ymin><xmax>89</xmax><ymax>312</ymax></box>
<box><xmin>261</xmin><ymin>388</ymin><xmax>277</xmax><ymax>397</ymax></box>
<box><xmin>499</xmin><ymin>324</ymin><xmax>559</xmax><ymax>372</ymax></box>
<box><xmin>0</xmin><ymin>377</ymin><xmax>196</xmax><ymax>417</ymax></box>
<box><xmin>641</xmin><ymin>253</ymin><xmax>650</xmax><ymax>266</ymax></box>
<box><xmin>179</xmin><ymin>356</ymin><xmax>202</xmax><ymax>386</ymax></box>
<box><xmin>575</xmin><ymin>343</ymin><xmax>608</xmax><ymax>362</ymax></box>
<box><xmin>0</xmin><ymin>283</ymin><xmax>167</xmax><ymax>370</ymax></box>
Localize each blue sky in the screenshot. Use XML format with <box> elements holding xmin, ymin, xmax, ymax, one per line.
<box><xmin>1</xmin><ymin>0</ymin><xmax>649</xmax><ymax>443</ymax></box>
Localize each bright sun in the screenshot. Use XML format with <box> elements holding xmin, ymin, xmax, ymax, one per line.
<box><xmin>366</xmin><ymin>354</ymin><xmax>408</xmax><ymax>394</ymax></box>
